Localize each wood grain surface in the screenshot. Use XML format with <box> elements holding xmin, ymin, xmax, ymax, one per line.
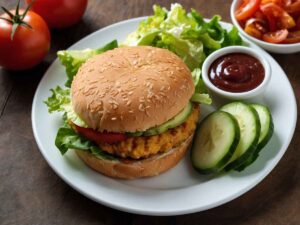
<box><xmin>0</xmin><ymin>0</ymin><xmax>299</xmax><ymax>224</ymax></box>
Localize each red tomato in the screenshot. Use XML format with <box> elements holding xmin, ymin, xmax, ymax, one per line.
<box><xmin>262</xmin><ymin>29</ymin><xmax>289</xmax><ymax>42</ymax></box>
<box><xmin>296</xmin><ymin>16</ymin><xmax>300</xmax><ymax>29</ymax></box>
<box><xmin>26</xmin><ymin>0</ymin><xmax>88</xmax><ymax>29</ymax></box>
<box><xmin>75</xmin><ymin>125</ymin><xmax>127</xmax><ymax>144</ymax></box>
<box><xmin>261</xmin><ymin>3</ymin><xmax>296</xmax><ymax>29</ymax></box>
<box><xmin>285</xmin><ymin>0</ymin><xmax>300</xmax><ymax>14</ymax></box>
<box><xmin>253</xmin><ymin>9</ymin><xmax>267</xmax><ymax>20</ymax></box>
<box><xmin>245</xmin><ymin>23</ymin><xmax>263</xmax><ymax>38</ymax></box>
<box><xmin>244</xmin><ymin>18</ymin><xmax>268</xmax><ymax>38</ymax></box>
<box><xmin>283</xmin><ymin>30</ymin><xmax>300</xmax><ymax>43</ymax></box>
<box><xmin>0</xmin><ymin>10</ymin><xmax>50</xmax><ymax>71</ymax></box>
<box><xmin>235</xmin><ymin>0</ymin><xmax>261</xmax><ymax>21</ymax></box>
<box><xmin>261</xmin><ymin>0</ymin><xmax>292</xmax><ymax>7</ymax></box>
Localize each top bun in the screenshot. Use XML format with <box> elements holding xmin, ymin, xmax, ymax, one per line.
<box><xmin>71</xmin><ymin>46</ymin><xmax>194</xmax><ymax>132</ymax></box>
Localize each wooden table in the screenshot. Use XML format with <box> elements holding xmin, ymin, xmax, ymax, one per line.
<box><xmin>1</xmin><ymin>0</ymin><xmax>299</xmax><ymax>224</ymax></box>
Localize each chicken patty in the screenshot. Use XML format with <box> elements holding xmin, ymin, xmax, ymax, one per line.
<box><xmin>99</xmin><ymin>105</ymin><xmax>200</xmax><ymax>159</ymax></box>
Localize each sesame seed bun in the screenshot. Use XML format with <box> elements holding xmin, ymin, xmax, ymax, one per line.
<box><xmin>75</xmin><ymin>134</ymin><xmax>193</xmax><ymax>179</ymax></box>
<box><xmin>71</xmin><ymin>46</ymin><xmax>194</xmax><ymax>132</ymax></box>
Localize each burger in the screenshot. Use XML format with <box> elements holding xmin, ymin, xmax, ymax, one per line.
<box><xmin>51</xmin><ymin>46</ymin><xmax>202</xmax><ymax>179</ymax></box>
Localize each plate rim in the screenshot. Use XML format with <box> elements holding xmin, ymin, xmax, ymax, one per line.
<box><xmin>31</xmin><ymin>16</ymin><xmax>298</xmax><ymax>216</ymax></box>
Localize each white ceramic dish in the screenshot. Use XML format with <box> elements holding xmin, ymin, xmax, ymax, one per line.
<box><xmin>32</xmin><ymin>17</ymin><xmax>297</xmax><ymax>216</ymax></box>
<box><xmin>231</xmin><ymin>0</ymin><xmax>300</xmax><ymax>54</ymax></box>
<box><xmin>202</xmin><ymin>46</ymin><xmax>271</xmax><ymax>101</ymax></box>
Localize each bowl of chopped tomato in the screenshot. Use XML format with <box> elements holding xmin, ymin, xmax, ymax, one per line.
<box><xmin>231</xmin><ymin>0</ymin><xmax>300</xmax><ymax>53</ymax></box>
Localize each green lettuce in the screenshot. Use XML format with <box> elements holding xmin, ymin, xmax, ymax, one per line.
<box><xmin>190</xmin><ymin>68</ymin><xmax>212</xmax><ymax>105</ymax></box>
<box><xmin>58</xmin><ymin>40</ymin><xmax>118</xmax><ymax>87</ymax></box>
<box><xmin>44</xmin><ymin>86</ymin><xmax>87</xmax><ymax>128</ymax></box>
<box><xmin>55</xmin><ymin>121</ymin><xmax>117</xmax><ymax>160</ymax></box>
<box><xmin>123</xmin><ymin>3</ymin><xmax>243</xmax><ymax>70</ymax></box>
<box><xmin>45</xmin><ymin>88</ymin><xmax>117</xmax><ymax>158</ymax></box>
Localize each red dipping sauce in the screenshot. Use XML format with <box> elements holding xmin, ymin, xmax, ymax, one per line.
<box><xmin>209</xmin><ymin>53</ymin><xmax>265</xmax><ymax>93</ymax></box>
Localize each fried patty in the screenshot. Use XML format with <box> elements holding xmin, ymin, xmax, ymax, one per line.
<box><xmin>99</xmin><ymin>105</ymin><xmax>200</xmax><ymax>159</ymax></box>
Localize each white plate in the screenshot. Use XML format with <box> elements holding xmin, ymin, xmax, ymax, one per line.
<box><xmin>32</xmin><ymin>17</ymin><xmax>297</xmax><ymax>216</ymax></box>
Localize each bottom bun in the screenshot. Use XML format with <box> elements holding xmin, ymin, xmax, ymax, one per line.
<box><xmin>75</xmin><ymin>134</ymin><xmax>194</xmax><ymax>179</ymax></box>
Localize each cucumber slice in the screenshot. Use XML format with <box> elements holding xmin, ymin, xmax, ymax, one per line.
<box><xmin>143</xmin><ymin>102</ymin><xmax>193</xmax><ymax>136</ymax></box>
<box><xmin>221</xmin><ymin>102</ymin><xmax>260</xmax><ymax>171</ymax></box>
<box><xmin>191</xmin><ymin>111</ymin><xmax>240</xmax><ymax>174</ymax></box>
<box><xmin>251</xmin><ymin>104</ymin><xmax>274</xmax><ymax>150</ymax></box>
<box><xmin>235</xmin><ymin>104</ymin><xmax>274</xmax><ymax>171</ymax></box>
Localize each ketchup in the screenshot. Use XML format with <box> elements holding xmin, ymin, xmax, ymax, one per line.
<box><xmin>209</xmin><ymin>53</ymin><xmax>265</xmax><ymax>93</ymax></box>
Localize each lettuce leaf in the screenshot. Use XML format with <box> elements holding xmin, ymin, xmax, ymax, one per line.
<box><xmin>44</xmin><ymin>86</ymin><xmax>87</xmax><ymax>128</ymax></box>
<box><xmin>44</xmin><ymin>86</ymin><xmax>70</xmax><ymax>113</ymax></box>
<box><xmin>158</xmin><ymin>32</ymin><xmax>205</xmax><ymax>70</ymax></box>
<box><xmin>123</xmin><ymin>3</ymin><xmax>243</xmax><ymax>70</ymax></box>
<box><xmin>58</xmin><ymin>40</ymin><xmax>118</xmax><ymax>87</ymax></box>
<box><xmin>190</xmin><ymin>68</ymin><xmax>211</xmax><ymax>105</ymax></box>
<box><xmin>55</xmin><ymin>121</ymin><xmax>117</xmax><ymax>160</ymax></box>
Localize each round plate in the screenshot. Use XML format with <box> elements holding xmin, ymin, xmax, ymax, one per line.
<box><xmin>32</xmin><ymin>17</ymin><xmax>297</xmax><ymax>216</ymax></box>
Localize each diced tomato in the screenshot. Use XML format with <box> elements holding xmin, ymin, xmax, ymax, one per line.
<box><xmin>74</xmin><ymin>125</ymin><xmax>127</xmax><ymax>144</ymax></box>
<box><xmin>254</xmin><ymin>9</ymin><xmax>267</xmax><ymax>20</ymax></box>
<box><xmin>235</xmin><ymin>0</ymin><xmax>261</xmax><ymax>21</ymax></box>
<box><xmin>260</xmin><ymin>3</ymin><xmax>284</xmax><ymax>17</ymax></box>
<box><xmin>244</xmin><ymin>18</ymin><xmax>268</xmax><ymax>38</ymax></box>
<box><xmin>245</xmin><ymin>23</ymin><xmax>263</xmax><ymax>38</ymax></box>
<box><xmin>282</xmin><ymin>30</ymin><xmax>300</xmax><ymax>43</ymax></box>
<box><xmin>285</xmin><ymin>0</ymin><xmax>300</xmax><ymax>14</ymax></box>
<box><xmin>296</xmin><ymin>16</ymin><xmax>300</xmax><ymax>29</ymax></box>
<box><xmin>279</xmin><ymin>11</ymin><xmax>296</xmax><ymax>28</ymax></box>
<box><xmin>237</xmin><ymin>0</ymin><xmax>299</xmax><ymax>43</ymax></box>
<box><xmin>261</xmin><ymin>0</ymin><xmax>282</xmax><ymax>6</ymax></box>
<box><xmin>261</xmin><ymin>0</ymin><xmax>292</xmax><ymax>7</ymax></box>
<box><xmin>261</xmin><ymin>3</ymin><xmax>295</xmax><ymax>29</ymax></box>
<box><xmin>262</xmin><ymin>29</ymin><xmax>289</xmax><ymax>43</ymax></box>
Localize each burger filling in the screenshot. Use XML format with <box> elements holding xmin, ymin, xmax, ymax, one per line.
<box><xmin>72</xmin><ymin>105</ymin><xmax>199</xmax><ymax>159</ymax></box>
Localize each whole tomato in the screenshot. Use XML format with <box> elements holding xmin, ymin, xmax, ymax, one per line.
<box><xmin>26</xmin><ymin>0</ymin><xmax>88</xmax><ymax>29</ymax></box>
<box><xmin>0</xmin><ymin>3</ymin><xmax>51</xmax><ymax>71</ymax></box>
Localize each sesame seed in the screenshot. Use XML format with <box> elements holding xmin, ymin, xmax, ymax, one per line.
<box><xmin>139</xmin><ymin>104</ymin><xmax>145</xmax><ymax>111</ymax></box>
<box><xmin>111</xmin><ymin>117</ymin><xmax>117</xmax><ymax>121</ymax></box>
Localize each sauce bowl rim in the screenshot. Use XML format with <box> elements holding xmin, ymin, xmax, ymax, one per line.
<box><xmin>201</xmin><ymin>46</ymin><xmax>271</xmax><ymax>99</ymax></box>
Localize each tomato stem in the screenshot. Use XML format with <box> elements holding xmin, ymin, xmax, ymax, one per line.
<box><xmin>0</xmin><ymin>0</ymin><xmax>34</xmax><ymax>40</ymax></box>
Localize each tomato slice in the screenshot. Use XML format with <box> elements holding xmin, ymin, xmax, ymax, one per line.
<box><xmin>260</xmin><ymin>2</ymin><xmax>284</xmax><ymax>15</ymax></box>
<box><xmin>245</xmin><ymin>24</ymin><xmax>263</xmax><ymax>38</ymax></box>
<box><xmin>261</xmin><ymin>0</ymin><xmax>292</xmax><ymax>7</ymax></box>
<box><xmin>74</xmin><ymin>125</ymin><xmax>127</xmax><ymax>144</ymax></box>
<box><xmin>285</xmin><ymin>0</ymin><xmax>300</xmax><ymax>14</ymax></box>
<box><xmin>262</xmin><ymin>29</ymin><xmax>289</xmax><ymax>43</ymax></box>
<box><xmin>280</xmin><ymin>11</ymin><xmax>296</xmax><ymax>28</ymax></box>
<box><xmin>282</xmin><ymin>30</ymin><xmax>300</xmax><ymax>43</ymax></box>
<box><xmin>296</xmin><ymin>16</ymin><xmax>300</xmax><ymax>29</ymax></box>
<box><xmin>235</xmin><ymin>0</ymin><xmax>261</xmax><ymax>21</ymax></box>
<box><xmin>261</xmin><ymin>3</ymin><xmax>296</xmax><ymax>29</ymax></box>
<box><xmin>253</xmin><ymin>9</ymin><xmax>267</xmax><ymax>20</ymax></box>
<box><xmin>244</xmin><ymin>18</ymin><xmax>268</xmax><ymax>38</ymax></box>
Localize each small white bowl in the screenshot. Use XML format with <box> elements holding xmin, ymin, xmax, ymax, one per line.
<box><xmin>231</xmin><ymin>0</ymin><xmax>300</xmax><ymax>54</ymax></box>
<box><xmin>202</xmin><ymin>46</ymin><xmax>271</xmax><ymax>102</ymax></box>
